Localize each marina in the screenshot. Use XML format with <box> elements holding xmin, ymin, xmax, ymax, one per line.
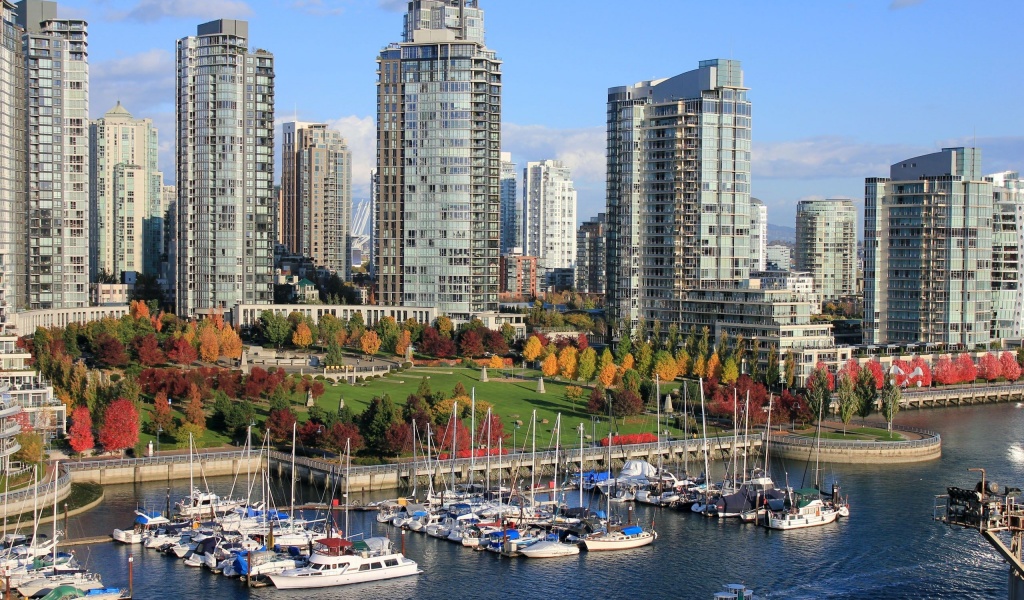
<box><xmin>13</xmin><ymin>403</ymin><xmax>1021</xmax><ymax>599</ymax></box>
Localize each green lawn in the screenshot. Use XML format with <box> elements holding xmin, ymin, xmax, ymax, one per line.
<box><xmin>309</xmin><ymin>366</ymin><xmax>693</xmax><ymax>449</ymax></box>
<box><xmin>794</xmin><ymin>426</ymin><xmax>904</xmax><ymax>442</ymax></box>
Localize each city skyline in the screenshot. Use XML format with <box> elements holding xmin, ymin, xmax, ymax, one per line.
<box><xmin>58</xmin><ymin>0</ymin><xmax>1024</xmax><ymax>229</ymax></box>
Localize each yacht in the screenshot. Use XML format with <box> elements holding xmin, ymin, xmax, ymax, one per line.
<box><xmin>268</xmin><ymin>537</ymin><xmax>419</xmax><ymax>590</ymax></box>
<box><xmin>581</xmin><ymin>525</ymin><xmax>656</xmax><ymax>551</ymax></box>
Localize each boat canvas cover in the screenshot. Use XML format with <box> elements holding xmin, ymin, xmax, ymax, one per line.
<box><xmin>360</xmin><ymin>537</ymin><xmax>392</xmax><ymax>554</ymax></box>
<box><xmin>619</xmin><ymin>460</ymin><xmax>658</xmax><ymax>480</ymax></box>
<box><xmin>621</xmin><ymin>526</ymin><xmax>643</xmax><ymax>536</ymax></box>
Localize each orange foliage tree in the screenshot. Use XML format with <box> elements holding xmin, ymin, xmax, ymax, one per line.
<box><xmin>219</xmin><ymin>327</ymin><xmax>243</xmax><ymax>359</ymax></box>
<box><xmin>541</xmin><ymin>353</ymin><xmax>559</xmax><ymax>378</ymax></box>
<box><xmin>292</xmin><ymin>322</ymin><xmax>313</xmax><ymax>349</ymax></box>
<box><xmin>361</xmin><ymin>330</ymin><xmax>381</xmax><ymax>356</ymax></box>
<box><xmin>198</xmin><ymin>326</ymin><xmax>220</xmax><ymax>362</ymax></box>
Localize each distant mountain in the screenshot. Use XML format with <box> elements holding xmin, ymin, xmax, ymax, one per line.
<box><xmin>766</xmin><ymin>223</ymin><xmax>796</xmax><ymax>244</ymax></box>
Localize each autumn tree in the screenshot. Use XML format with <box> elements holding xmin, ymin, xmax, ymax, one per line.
<box><xmin>152</xmin><ymin>391</ymin><xmax>174</xmax><ymax>433</ymax></box>
<box><xmin>955</xmin><ymin>354</ymin><xmax>978</xmax><ymax>383</ymax></box>
<box><xmin>134</xmin><ymin>334</ymin><xmax>165</xmax><ymax>367</ymax></box>
<box><xmin>459</xmin><ymin>330</ymin><xmax>485</xmax><ymax>357</ymax></box>
<box><xmin>558</xmin><ymin>346</ymin><xmax>579</xmax><ymax>380</ymax></box>
<box><xmin>578</xmin><ymin>347</ymin><xmax>597</xmax><ymax>383</ymax></box>
<box><xmin>68</xmin><ymin>406</ymin><xmax>94</xmax><ymax>456</ymax></box>
<box><xmin>361</xmin><ymin>330</ymin><xmax>381</xmax><ymax>357</ymax></box>
<box><xmin>541</xmin><ymin>353</ymin><xmax>559</xmax><ymax>378</ymax></box>
<box><xmin>634</xmin><ymin>342</ymin><xmax>654</xmax><ymax>378</ymax></box>
<box><xmin>675</xmin><ymin>349</ymin><xmax>690</xmax><ymax>379</ymax></box>
<box><xmin>587</xmin><ymin>385</ymin><xmax>608</xmax><ymax>415</ymax></box>
<box><xmin>436</xmin><ymin>315</ymin><xmax>454</xmax><ymax>339</ymax></box>
<box><xmin>722</xmin><ymin>357</ymin><xmax>739</xmax><ymax>384</ymax></box>
<box><xmin>95</xmin><ymin>334</ymin><xmax>129</xmax><ymax>368</ymax></box>
<box><xmin>597</xmin><ymin>362</ymin><xmax>617</xmax><ymax>388</ymax></box>
<box><xmin>523</xmin><ymin>336</ymin><xmax>543</xmax><ymax>364</ymax></box>
<box><xmin>978</xmin><ymin>352</ymin><xmax>1002</xmax><ymax>382</ymax></box>
<box><xmin>489</xmin><ymin>354</ymin><xmax>503</xmax><ymax>369</ymax></box>
<box><xmin>198</xmin><ymin>326</ymin><xmax>221</xmax><ymax>362</ymax></box>
<box><xmin>220</xmin><ymin>327</ymin><xmax>243</xmax><ymax>359</ymax></box>
<box><xmin>653</xmin><ymin>350</ymin><xmax>679</xmax><ymax>383</ymax></box>
<box><xmin>166</xmin><ymin>337</ymin><xmax>198</xmax><ymax>365</ymax></box>
<box><xmin>292</xmin><ymin>322</ymin><xmax>314</xmax><ymax>350</ymax></box>
<box><xmin>266</xmin><ymin>407</ymin><xmax>297</xmax><ymax>443</ymax></box>
<box><xmin>395</xmin><ymin>330</ymin><xmax>412</xmax><ymax>358</ymax></box>
<box><xmin>99</xmin><ymin>398</ymin><xmax>139</xmax><ymax>454</ymax></box>
<box><xmin>475</xmin><ymin>412</ymin><xmax>506</xmax><ymax>448</ymax></box>
<box><xmin>805</xmin><ymin>362</ymin><xmax>834</xmax><ymax>422</ymax></box>
<box><xmin>1001</xmin><ymin>352</ymin><xmax>1022</xmax><ymax>382</ymax></box>
<box><xmin>184</xmin><ymin>393</ymin><xmax>206</xmax><ymax>431</ymax></box>
<box><xmin>705</xmin><ymin>352</ymin><xmax>722</xmax><ymax>381</ymax></box>
<box><xmin>326</xmin><ymin>422</ymin><xmax>364</xmax><ymax>453</ymax></box>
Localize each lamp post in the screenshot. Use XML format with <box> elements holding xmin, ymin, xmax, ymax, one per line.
<box><xmin>317</xmin><ymin>426</ymin><xmax>325</xmax><ymax>459</ymax></box>
<box><xmin>591</xmin><ymin>416</ymin><xmax>600</xmax><ymax>446</ymax></box>
<box><xmin>156</xmin><ymin>426</ymin><xmax>162</xmax><ymax>454</ymax></box>
<box><xmin>513</xmin><ymin>422</ymin><xmax>520</xmax><ymax>452</ymax></box>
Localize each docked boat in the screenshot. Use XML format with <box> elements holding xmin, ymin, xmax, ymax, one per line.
<box><xmin>581</xmin><ymin>525</ymin><xmax>656</xmax><ymax>551</ymax></box>
<box><xmin>16</xmin><ymin>571</ymin><xmax>106</xmax><ymax>598</ymax></box>
<box><xmin>112</xmin><ymin>510</ymin><xmax>171</xmax><ymax>544</ymax></box>
<box><xmin>518</xmin><ymin>534</ymin><xmax>580</xmax><ymax>558</ymax></box>
<box><xmin>763</xmin><ymin>487</ymin><xmax>846</xmax><ymax>530</ymax></box>
<box><xmin>268</xmin><ymin>537</ymin><xmax>419</xmax><ymax>590</ymax></box>
<box><xmin>37</xmin><ymin>586</ymin><xmax>129</xmax><ymax>600</ymax></box>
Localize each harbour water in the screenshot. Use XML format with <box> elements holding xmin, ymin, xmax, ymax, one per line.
<box><xmin>59</xmin><ymin>403</ymin><xmax>1024</xmax><ymax>599</ymax></box>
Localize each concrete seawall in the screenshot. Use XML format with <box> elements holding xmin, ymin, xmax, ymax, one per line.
<box><xmin>769</xmin><ymin>423</ymin><xmax>942</xmax><ymax>464</ymax></box>
<box><xmin>66</xmin><ymin>453</ymin><xmax>264</xmax><ymax>486</ymax></box>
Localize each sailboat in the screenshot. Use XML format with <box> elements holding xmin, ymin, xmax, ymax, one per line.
<box><xmin>175</xmin><ymin>433</ymin><xmax>243</xmax><ymax>518</ymax></box>
<box><xmin>268</xmin><ymin>439</ymin><xmax>421</xmax><ymax>589</ymax></box>
<box><xmin>763</xmin><ymin>394</ymin><xmax>850</xmax><ymax>530</ymax></box>
<box><xmin>581</xmin><ymin>433</ymin><xmax>656</xmax><ymax>551</ymax></box>
<box><xmin>520</xmin><ymin>418</ymin><xmax>581</xmax><ymax>559</ymax></box>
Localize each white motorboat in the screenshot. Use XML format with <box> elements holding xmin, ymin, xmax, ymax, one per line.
<box><xmin>113</xmin><ymin>510</ymin><xmax>171</xmax><ymax>544</ymax></box>
<box><xmin>764</xmin><ymin>495</ymin><xmax>840</xmax><ymax>530</ymax></box>
<box><xmin>16</xmin><ymin>571</ymin><xmax>106</xmax><ymax>598</ymax></box>
<box><xmin>518</xmin><ymin>537</ymin><xmax>580</xmax><ymax>558</ymax></box>
<box><xmin>268</xmin><ymin>537</ymin><xmax>419</xmax><ymax>590</ymax></box>
<box><xmin>581</xmin><ymin>526</ymin><xmax>656</xmax><ymax>551</ymax></box>
<box><xmin>223</xmin><ymin>549</ymin><xmax>306</xmax><ymax>579</ymax></box>
<box><xmin>175</xmin><ymin>488</ymin><xmax>243</xmax><ymax>518</ymax></box>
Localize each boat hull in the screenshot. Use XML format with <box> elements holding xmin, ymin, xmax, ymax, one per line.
<box><xmin>518</xmin><ymin>540</ymin><xmax>580</xmax><ymax>558</ymax></box>
<box><xmin>582</xmin><ymin>532</ymin><xmax>655</xmax><ymax>551</ymax></box>
<box><xmin>268</xmin><ymin>558</ymin><xmax>419</xmax><ymax>589</ymax></box>
<box><xmin>766</xmin><ymin>509</ymin><xmax>839</xmax><ymax>530</ymax></box>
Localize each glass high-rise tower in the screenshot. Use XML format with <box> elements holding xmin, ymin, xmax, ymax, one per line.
<box><xmin>175</xmin><ymin>19</ymin><xmax>275</xmax><ymax>317</ymax></box>
<box><xmin>376</xmin><ymin>0</ymin><xmax>501</xmax><ymax>320</ymax></box>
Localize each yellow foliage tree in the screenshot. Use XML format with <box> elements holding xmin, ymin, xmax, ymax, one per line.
<box><xmin>395</xmin><ymin>330</ymin><xmax>412</xmax><ymax>357</ymax></box>
<box><xmin>523</xmin><ymin>336</ymin><xmax>543</xmax><ymax>362</ymax></box>
<box><xmin>558</xmin><ymin>347</ymin><xmax>578</xmax><ymax>380</ymax></box>
<box><xmin>706</xmin><ymin>352</ymin><xmax>722</xmax><ymax>380</ymax></box>
<box><xmin>654</xmin><ymin>352</ymin><xmax>679</xmax><ymax>382</ymax></box>
<box><xmin>541</xmin><ymin>353</ymin><xmax>559</xmax><ymax>378</ymax></box>
<box><xmin>692</xmin><ymin>356</ymin><xmax>706</xmax><ymax>379</ymax></box>
<box><xmin>489</xmin><ymin>354</ymin><xmax>503</xmax><ymax>369</ymax></box>
<box><xmin>219</xmin><ymin>326</ymin><xmax>243</xmax><ymax>359</ymax></box>
<box><xmin>621</xmin><ymin>354</ymin><xmax>635</xmax><ymax>371</ymax></box>
<box><xmin>597</xmin><ymin>362</ymin><xmax>617</xmax><ymax>388</ymax></box>
<box><xmin>198</xmin><ymin>326</ymin><xmax>221</xmax><ymax>362</ymax></box>
<box><xmin>292</xmin><ymin>322</ymin><xmax>314</xmax><ymax>349</ymax></box>
<box><xmin>675</xmin><ymin>349</ymin><xmax>690</xmax><ymax>378</ymax></box>
<box><xmin>361</xmin><ymin>330</ymin><xmax>381</xmax><ymax>356</ymax></box>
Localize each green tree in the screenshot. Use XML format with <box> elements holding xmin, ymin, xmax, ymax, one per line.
<box><xmin>880</xmin><ymin>379</ymin><xmax>902</xmax><ymax>433</ymax></box>
<box><xmin>325</xmin><ymin>342</ymin><xmax>345</xmax><ymax>367</ymax></box>
<box><xmin>614</xmin><ymin>334</ymin><xmax>632</xmax><ymax>365</ymax></box>
<box><xmin>722</xmin><ymin>357</ymin><xmax>739</xmax><ymax>384</ymax></box>
<box><xmin>360</xmin><ymin>394</ymin><xmax>400</xmax><ymax>453</ymax></box>
<box><xmin>598</xmin><ymin>348</ymin><xmax>614</xmax><ymax>373</ymax></box>
<box><xmin>376</xmin><ymin>316</ymin><xmax>400</xmax><ymax>353</ymax></box>
<box><xmin>836</xmin><ymin>372</ymin><xmax>857</xmax><ymax>435</ymax></box>
<box><xmin>665</xmin><ymin>324</ymin><xmax>679</xmax><ymax>354</ymax></box>
<box><xmin>784</xmin><ymin>351</ymin><xmax>796</xmax><ymax>389</ymax></box>
<box><xmin>500</xmin><ymin>323</ymin><xmax>516</xmax><ymax>347</ymax></box>
<box><xmin>805</xmin><ymin>366</ymin><xmax>832</xmax><ymax>423</ymax></box>
<box><xmin>697</xmin><ymin>327</ymin><xmax>710</xmax><ymax>362</ymax></box>
<box><xmin>766</xmin><ymin>346</ymin><xmax>780</xmax><ymax>388</ymax></box>
<box><xmin>577</xmin><ymin>347</ymin><xmax>597</xmax><ymax>382</ymax></box>
<box><xmin>436</xmin><ymin>315</ymin><xmax>454</xmax><ymax>339</ymax></box>
<box><xmin>855</xmin><ymin>366</ymin><xmax>877</xmax><ymax>421</ymax></box>
<box><xmin>260</xmin><ymin>310</ymin><xmax>291</xmax><ymax>348</ymax></box>
<box><xmin>318</xmin><ymin>314</ymin><xmax>342</xmax><ymax>349</ymax></box>
<box><xmin>635</xmin><ymin>342</ymin><xmax>654</xmax><ymax>378</ymax></box>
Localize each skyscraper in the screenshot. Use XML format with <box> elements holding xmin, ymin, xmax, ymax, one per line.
<box><xmin>794</xmin><ymin>199</ymin><xmax>856</xmax><ymax>303</ymax></box>
<box><xmin>523</xmin><ymin>159</ymin><xmax>576</xmax><ymax>287</ymax></box>
<box><xmin>376</xmin><ymin>0</ymin><xmax>501</xmax><ymax>320</ymax></box>
<box><xmin>864</xmin><ymin>147</ymin><xmax>992</xmax><ymax>346</ymax></box>
<box><xmin>499</xmin><ymin>152</ymin><xmax>519</xmax><ymax>254</ymax></box>
<box><xmin>989</xmin><ymin>171</ymin><xmax>1024</xmax><ymax>341</ymax></box>
<box><xmin>89</xmin><ymin>102</ymin><xmax>163</xmax><ymax>280</ymax></box>
<box><xmin>18</xmin><ymin>0</ymin><xmax>89</xmax><ymax>310</ymax></box>
<box><xmin>281</xmin><ymin>122</ymin><xmax>352</xmax><ymax>278</ymax></box>
<box><xmin>176</xmin><ymin>19</ymin><xmax>275</xmax><ymax>317</ymax></box>
<box><xmin>749</xmin><ymin>197</ymin><xmax>767</xmax><ymax>272</ymax></box>
<box><xmin>0</xmin><ymin>0</ymin><xmax>24</xmax><ymax>317</ymax></box>
<box><xmin>576</xmin><ymin>213</ymin><xmax>606</xmax><ymax>295</ymax></box>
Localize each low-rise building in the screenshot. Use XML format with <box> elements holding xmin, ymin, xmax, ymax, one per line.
<box><xmin>500</xmin><ymin>250</ymin><xmax>538</xmax><ymax>300</ymax></box>
<box><xmin>90</xmin><ymin>283</ymin><xmax>131</xmax><ymax>306</ymax></box>
<box><xmin>0</xmin><ymin>336</ymin><xmax>63</xmax><ymax>443</ymax></box>
<box><xmin>750</xmin><ymin>270</ymin><xmax>820</xmax><ymax>312</ymax></box>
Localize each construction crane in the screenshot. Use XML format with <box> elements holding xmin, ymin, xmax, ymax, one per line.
<box><xmin>935</xmin><ymin>468</ymin><xmax>1024</xmax><ymax>599</ymax></box>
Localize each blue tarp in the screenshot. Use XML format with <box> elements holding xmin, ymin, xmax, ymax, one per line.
<box><xmin>622</xmin><ymin>526</ymin><xmax>643</xmax><ymax>536</ymax></box>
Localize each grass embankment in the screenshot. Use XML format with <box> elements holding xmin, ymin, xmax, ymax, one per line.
<box><xmin>0</xmin><ymin>483</ymin><xmax>103</xmax><ymax>528</ymax></box>
<box><xmin>794</xmin><ymin>426</ymin><xmax>904</xmax><ymax>442</ymax></box>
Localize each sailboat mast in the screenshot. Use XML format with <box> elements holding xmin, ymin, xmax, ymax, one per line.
<box><xmin>290</xmin><ymin>421</ymin><xmax>297</xmax><ymax>518</ymax></box>
<box><xmin>743</xmin><ymin>391</ymin><xmax>749</xmax><ymax>481</ymax></box>
<box><xmin>530</xmin><ymin>409</ymin><xmax>536</xmax><ymax>508</ymax></box>
<box><xmin>606</xmin><ymin>429</ymin><xmax>611</xmax><ymax>519</ymax></box>
<box><xmin>411</xmin><ymin>419</ymin><xmax>418</xmax><ymax>497</ymax></box>
<box><xmin>52</xmin><ymin>461</ymin><xmax>58</xmax><ymax>561</ymax></box>
<box><xmin>554</xmin><ymin>413</ymin><xmax>561</xmax><ymax>504</ymax></box>
<box><xmin>733</xmin><ymin>388</ymin><xmax>738</xmax><ymax>486</ymax></box>
<box><xmin>485</xmin><ymin>408</ymin><xmax>491</xmax><ymax>491</ymax></box>
<box><xmin>655</xmin><ymin>374</ymin><xmax>661</xmax><ymax>472</ymax></box>
<box><xmin>683</xmin><ymin>383</ymin><xmax>689</xmax><ymax>477</ymax></box>
<box><xmin>764</xmin><ymin>395</ymin><xmax>773</xmax><ymax>472</ymax></box>
<box><xmin>578</xmin><ymin>423</ymin><xmax>584</xmax><ymax>509</ymax></box>
<box><xmin>699</xmin><ymin>379</ymin><xmax>711</xmax><ymax>503</ymax></box>
<box><xmin>345</xmin><ymin>437</ymin><xmax>351</xmax><ymax>538</ymax></box>
<box><xmin>470</xmin><ymin>389</ymin><xmax>476</xmax><ymax>486</ymax></box>
<box><xmin>451</xmin><ymin>402</ymin><xmax>458</xmax><ymax>493</ymax></box>
<box><xmin>814</xmin><ymin>395</ymin><xmax>825</xmax><ymax>490</ymax></box>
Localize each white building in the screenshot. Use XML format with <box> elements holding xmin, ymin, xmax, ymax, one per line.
<box><xmin>176</xmin><ymin>19</ymin><xmax>276</xmax><ymax>317</ymax></box>
<box><xmin>523</xmin><ymin>160</ymin><xmax>577</xmax><ymax>289</ymax></box>
<box><xmin>990</xmin><ymin>171</ymin><xmax>1024</xmax><ymax>340</ymax></box>
<box><xmin>89</xmin><ymin>102</ymin><xmax>164</xmax><ymax>280</ymax></box>
<box><xmin>0</xmin><ymin>336</ymin><xmax>62</xmax><ymax>443</ymax></box>
<box><xmin>750</xmin><ymin>269</ymin><xmax>820</xmax><ymax>312</ymax></box>
<box><xmin>750</xmin><ymin>198</ymin><xmax>767</xmax><ymax>272</ymax></box>
<box><xmin>767</xmin><ymin>244</ymin><xmax>791</xmax><ymax>271</ymax></box>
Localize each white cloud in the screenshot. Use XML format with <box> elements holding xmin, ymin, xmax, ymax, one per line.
<box><xmin>108</xmin><ymin>0</ymin><xmax>252</xmax><ymax>22</ymax></box>
<box><xmin>753</xmin><ymin>136</ymin><xmax>926</xmax><ymax>180</ymax></box>
<box><xmin>502</xmin><ymin>123</ymin><xmax>606</xmax><ymax>220</ymax></box>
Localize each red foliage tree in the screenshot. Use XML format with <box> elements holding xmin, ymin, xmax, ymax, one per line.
<box><xmin>586</xmin><ymin>386</ymin><xmax>607</xmax><ymax>415</ymax></box>
<box><xmin>1002</xmin><ymin>352</ymin><xmax>1022</xmax><ymax>382</ymax></box>
<box><xmin>216</xmin><ymin>370</ymin><xmax>242</xmax><ymax>398</ymax></box>
<box><xmin>166</xmin><ymin>337</ymin><xmax>198</xmax><ymax>365</ymax></box>
<box><xmin>611</xmin><ymin>389</ymin><xmax>643</xmax><ymax>417</ymax></box>
<box><xmin>483</xmin><ymin>329</ymin><xmax>509</xmax><ymax>356</ymax></box>
<box><xmin>955</xmin><ymin>354</ymin><xmax>978</xmax><ymax>383</ymax></box>
<box><xmin>734</xmin><ymin>375</ymin><xmax>770</xmax><ymax>426</ymax></box>
<box><xmin>383</xmin><ymin>422</ymin><xmax>414</xmax><ymax>455</ymax></box>
<box><xmin>475</xmin><ymin>412</ymin><xmax>506</xmax><ymax>448</ymax></box>
<box><xmin>152</xmin><ymin>391</ymin><xmax>174</xmax><ymax>432</ymax></box>
<box><xmin>326</xmin><ymin>421</ymin><xmax>364</xmax><ymax>453</ymax></box>
<box><xmin>434</xmin><ymin>418</ymin><xmax>472</xmax><ymax>454</ymax></box>
<box><xmin>266</xmin><ymin>408</ymin><xmax>297</xmax><ymax>443</ymax></box>
<box><xmin>68</xmin><ymin>406</ymin><xmax>94</xmax><ymax>456</ymax></box>
<box><xmin>778</xmin><ymin>390</ymin><xmax>811</xmax><ymax>425</ymax></box>
<box><xmin>576</xmin><ymin>333</ymin><xmax>589</xmax><ymax>352</ymax></box>
<box><xmin>934</xmin><ymin>356</ymin><xmax>956</xmax><ymax>385</ymax></box>
<box><xmin>95</xmin><ymin>334</ymin><xmax>129</xmax><ymax>368</ymax></box>
<box><xmin>98</xmin><ymin>398</ymin><xmax>139</xmax><ymax>454</ymax></box>
<box><xmin>978</xmin><ymin>352</ymin><xmax>1002</xmax><ymax>382</ymax></box>
<box><xmin>134</xmin><ymin>334</ymin><xmax>165</xmax><ymax>367</ymax></box>
<box><xmin>458</xmin><ymin>330</ymin><xmax>485</xmax><ymax>358</ymax></box>
<box><xmin>839</xmin><ymin>358</ymin><xmax>861</xmax><ymax>381</ymax></box>
<box><xmin>298</xmin><ymin>420</ymin><xmax>325</xmax><ymax>447</ymax></box>
<box><xmin>866</xmin><ymin>360</ymin><xmax>885</xmax><ymax>390</ymax></box>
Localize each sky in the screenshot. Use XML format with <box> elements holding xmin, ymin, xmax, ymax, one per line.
<box><xmin>72</xmin><ymin>0</ymin><xmax>1024</xmax><ymax>230</ymax></box>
